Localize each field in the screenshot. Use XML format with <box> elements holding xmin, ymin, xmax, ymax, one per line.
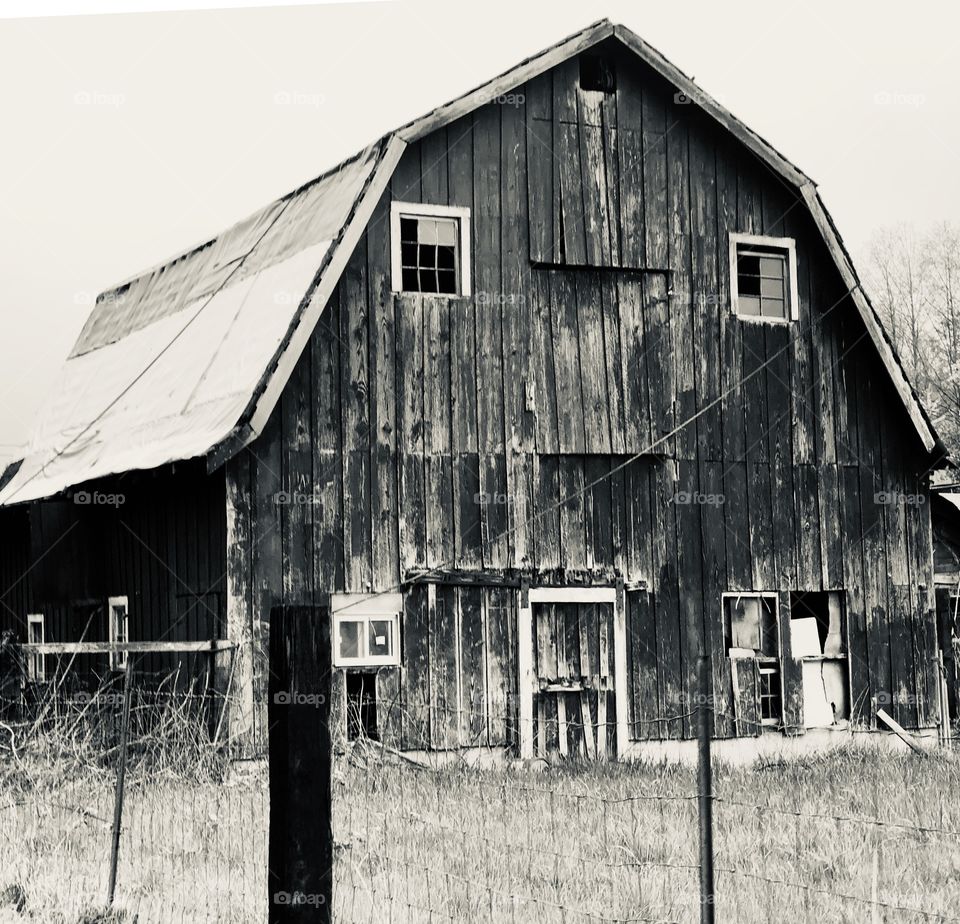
<box><xmin>1</xmin><ymin>737</ymin><xmax>960</xmax><ymax>922</ymax></box>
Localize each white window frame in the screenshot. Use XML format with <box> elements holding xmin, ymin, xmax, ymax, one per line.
<box><xmin>517</xmin><ymin>585</ymin><xmax>629</xmax><ymax>760</ymax></box>
<box><xmin>26</xmin><ymin>613</ymin><xmax>46</xmax><ymax>682</ymax></box>
<box><xmin>390</xmin><ymin>201</ymin><xmax>472</xmax><ymax>297</ymax></box>
<box><xmin>729</xmin><ymin>233</ymin><xmax>800</xmax><ymax>324</ymax></box>
<box><xmin>332</xmin><ymin>593</ymin><xmax>402</xmax><ymax>668</ymax></box>
<box><xmin>108</xmin><ymin>595</ymin><xmax>129</xmax><ymax>671</ymax></box>
<box><xmin>722</xmin><ymin>591</ymin><xmax>782</xmax><ymax>727</ymax></box>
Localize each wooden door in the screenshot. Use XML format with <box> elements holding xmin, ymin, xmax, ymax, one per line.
<box><xmin>532</xmin><ymin>601</ymin><xmax>616</xmax><ymax>759</ymax></box>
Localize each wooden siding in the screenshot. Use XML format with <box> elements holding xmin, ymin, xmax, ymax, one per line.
<box><xmin>0</xmin><ymin>462</ymin><xmax>226</xmax><ymax>686</ymax></box>
<box><xmin>228</xmin><ymin>45</ymin><xmax>939</xmax><ymax>742</ymax></box>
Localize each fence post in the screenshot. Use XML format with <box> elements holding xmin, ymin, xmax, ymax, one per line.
<box><xmin>268</xmin><ymin>603</ymin><xmax>333</xmax><ymax>923</ymax></box>
<box><xmin>106</xmin><ymin>657</ymin><xmax>133</xmax><ymax>906</ymax></box>
<box><xmin>697</xmin><ymin>653</ymin><xmax>715</xmax><ymax>924</ymax></box>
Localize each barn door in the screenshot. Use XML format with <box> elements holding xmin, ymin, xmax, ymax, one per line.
<box><xmin>518</xmin><ymin>587</ymin><xmax>628</xmax><ymax>761</ymax></box>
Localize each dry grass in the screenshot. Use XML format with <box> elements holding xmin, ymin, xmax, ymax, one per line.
<box><xmin>334</xmin><ymin>743</ymin><xmax>960</xmax><ymax>923</ymax></box>
<box><xmin>2</xmin><ymin>704</ymin><xmax>960</xmax><ymax>923</ymax></box>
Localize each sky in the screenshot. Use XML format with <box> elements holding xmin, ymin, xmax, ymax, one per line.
<box><xmin>0</xmin><ymin>0</ymin><xmax>958</xmax><ymax>461</ymax></box>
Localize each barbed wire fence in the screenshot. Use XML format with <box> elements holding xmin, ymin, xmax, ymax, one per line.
<box><xmin>0</xmin><ymin>653</ymin><xmax>269</xmax><ymax>923</ymax></box>
<box><xmin>1</xmin><ymin>622</ymin><xmax>960</xmax><ymax>922</ymax></box>
<box><xmin>325</xmin><ymin>653</ymin><xmax>960</xmax><ymax>924</ymax></box>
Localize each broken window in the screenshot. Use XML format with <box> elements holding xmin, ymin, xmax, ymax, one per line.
<box><xmin>724</xmin><ymin>593</ymin><xmax>781</xmax><ymax>727</ymax></box>
<box><xmin>391</xmin><ymin>202</ymin><xmax>471</xmax><ymax>296</ymax></box>
<box><xmin>579</xmin><ymin>53</ymin><xmax>616</xmax><ymax>93</ymax></box>
<box><xmin>346</xmin><ymin>671</ymin><xmax>379</xmax><ymax>741</ymax></box>
<box><xmin>730</xmin><ymin>234</ymin><xmax>798</xmax><ymax>322</ymax></box>
<box><xmin>790</xmin><ymin>591</ymin><xmax>849</xmax><ymax>726</ymax></box>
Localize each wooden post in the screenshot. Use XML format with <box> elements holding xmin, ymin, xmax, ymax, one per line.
<box><xmin>268</xmin><ymin>603</ymin><xmax>333</xmax><ymax>923</ymax></box>
<box><xmin>106</xmin><ymin>658</ymin><xmax>133</xmax><ymax>906</ymax></box>
<box><xmin>697</xmin><ymin>654</ymin><xmax>715</xmax><ymax>924</ymax></box>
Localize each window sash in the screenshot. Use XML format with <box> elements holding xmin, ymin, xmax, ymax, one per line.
<box><xmin>27</xmin><ymin>614</ymin><xmax>45</xmax><ymax>682</ymax></box>
<box><xmin>729</xmin><ymin>233</ymin><xmax>799</xmax><ymax>323</ymax></box>
<box><xmin>108</xmin><ymin>596</ymin><xmax>129</xmax><ymax>671</ymax></box>
<box><xmin>332</xmin><ymin>610</ymin><xmax>400</xmax><ymax>668</ymax></box>
<box><xmin>390</xmin><ymin>201</ymin><xmax>472</xmax><ymax>297</ymax></box>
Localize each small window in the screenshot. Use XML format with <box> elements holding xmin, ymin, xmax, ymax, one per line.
<box><xmin>579</xmin><ymin>53</ymin><xmax>616</xmax><ymax>93</ymax></box>
<box><xmin>332</xmin><ymin>593</ymin><xmax>402</xmax><ymax>668</ymax></box>
<box><xmin>108</xmin><ymin>596</ymin><xmax>129</xmax><ymax>671</ymax></box>
<box><xmin>729</xmin><ymin>233</ymin><xmax>799</xmax><ymax>322</ymax></box>
<box><xmin>26</xmin><ymin>614</ymin><xmax>46</xmax><ymax>683</ymax></box>
<box><xmin>724</xmin><ymin>592</ymin><xmax>781</xmax><ymax>727</ymax></box>
<box><xmin>390</xmin><ymin>202</ymin><xmax>471</xmax><ymax>296</ymax></box>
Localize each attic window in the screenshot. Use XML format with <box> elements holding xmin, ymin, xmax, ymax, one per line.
<box><xmin>729</xmin><ymin>233</ymin><xmax>799</xmax><ymax>322</ymax></box>
<box><xmin>580</xmin><ymin>53</ymin><xmax>616</xmax><ymax>93</ymax></box>
<box><xmin>390</xmin><ymin>201</ymin><xmax>471</xmax><ymax>297</ymax></box>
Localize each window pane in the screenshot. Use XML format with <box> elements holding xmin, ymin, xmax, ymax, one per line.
<box><xmin>761</xmin><ymin>298</ymin><xmax>786</xmax><ymax>319</ymax></box>
<box><xmin>759</xmin><ymin>256</ymin><xmax>785</xmax><ymax>277</ymax></box>
<box><xmin>368</xmin><ymin>620</ymin><xmax>393</xmax><ymax>658</ymax></box>
<box><xmin>437</xmin><ymin>270</ymin><xmax>457</xmax><ymax>294</ymax></box>
<box><xmin>419</xmin><ymin>269</ymin><xmax>438</xmax><ymax>293</ymax></box>
<box><xmin>400</xmin><ymin>217</ymin><xmax>418</xmax><ymax>244</ymax></box>
<box><xmin>418</xmin><ymin>244</ymin><xmax>436</xmax><ymax>268</ymax></box>
<box><xmin>738</xmin><ymin>295</ymin><xmax>761</xmax><ymax>316</ymax></box>
<box><xmin>436</xmin><ymin>219</ymin><xmax>457</xmax><ymax>247</ymax></box>
<box><xmin>401</xmin><ymin>242</ymin><xmax>417</xmax><ymax>267</ymax></box>
<box><xmin>401</xmin><ymin>267</ymin><xmax>419</xmax><ymax>291</ymax></box>
<box><xmin>437</xmin><ymin>245</ymin><xmax>455</xmax><ymax>270</ymax></box>
<box><xmin>760</xmin><ymin>276</ymin><xmax>783</xmax><ymax>298</ymax></box>
<box><xmin>339</xmin><ymin>621</ymin><xmax>362</xmax><ymax>659</ymax></box>
<box><xmin>759</xmin><ymin>598</ymin><xmax>778</xmax><ymax>656</ymax></box>
<box><xmin>737</xmin><ymin>253</ymin><xmax>761</xmax><ymax>276</ymax></box>
<box><xmin>419</xmin><ymin>218</ymin><xmax>439</xmax><ymax>245</ymax></box>
<box><xmin>730</xmin><ymin>597</ymin><xmax>761</xmax><ymax>650</ymax></box>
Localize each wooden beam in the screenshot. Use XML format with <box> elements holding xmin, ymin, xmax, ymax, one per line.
<box><xmin>22</xmin><ymin>640</ymin><xmax>234</xmax><ymax>655</ymax></box>
<box><xmin>518</xmin><ymin>577</ymin><xmax>534</xmax><ymax>760</ymax></box>
<box><xmin>877</xmin><ymin>707</ymin><xmax>927</xmax><ymax>755</ymax></box>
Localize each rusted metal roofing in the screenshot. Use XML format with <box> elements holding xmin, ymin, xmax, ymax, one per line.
<box><xmin>0</xmin><ymin>19</ymin><xmax>941</xmax><ymax>506</ymax></box>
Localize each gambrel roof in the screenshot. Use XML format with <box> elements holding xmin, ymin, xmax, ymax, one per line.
<box><xmin>0</xmin><ymin>19</ymin><xmax>941</xmax><ymax>505</ymax></box>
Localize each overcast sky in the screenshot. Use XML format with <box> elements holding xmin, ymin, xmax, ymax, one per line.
<box><xmin>0</xmin><ymin>0</ymin><xmax>957</xmax><ymax>461</ymax></box>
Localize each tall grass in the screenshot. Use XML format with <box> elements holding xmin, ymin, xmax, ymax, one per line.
<box><xmin>2</xmin><ymin>685</ymin><xmax>960</xmax><ymax>923</ymax></box>
<box><xmin>334</xmin><ymin>742</ymin><xmax>960</xmax><ymax>923</ymax></box>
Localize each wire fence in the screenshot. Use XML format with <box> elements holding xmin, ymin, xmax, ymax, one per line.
<box><xmin>331</xmin><ymin>699</ymin><xmax>960</xmax><ymax>924</ymax></box>
<box><xmin>2</xmin><ymin>671</ymin><xmax>960</xmax><ymax>922</ymax></box>
<box><xmin>0</xmin><ymin>671</ymin><xmax>267</xmax><ymax>923</ymax></box>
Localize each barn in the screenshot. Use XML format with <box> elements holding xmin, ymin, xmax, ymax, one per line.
<box><xmin>0</xmin><ymin>19</ymin><xmax>949</xmax><ymax>758</ymax></box>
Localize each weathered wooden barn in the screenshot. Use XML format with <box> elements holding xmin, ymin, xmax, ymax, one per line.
<box><xmin>0</xmin><ymin>20</ymin><xmax>949</xmax><ymax>756</ymax></box>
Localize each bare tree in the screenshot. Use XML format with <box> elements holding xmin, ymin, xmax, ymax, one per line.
<box><xmin>863</xmin><ymin>222</ymin><xmax>960</xmax><ymax>463</ymax></box>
